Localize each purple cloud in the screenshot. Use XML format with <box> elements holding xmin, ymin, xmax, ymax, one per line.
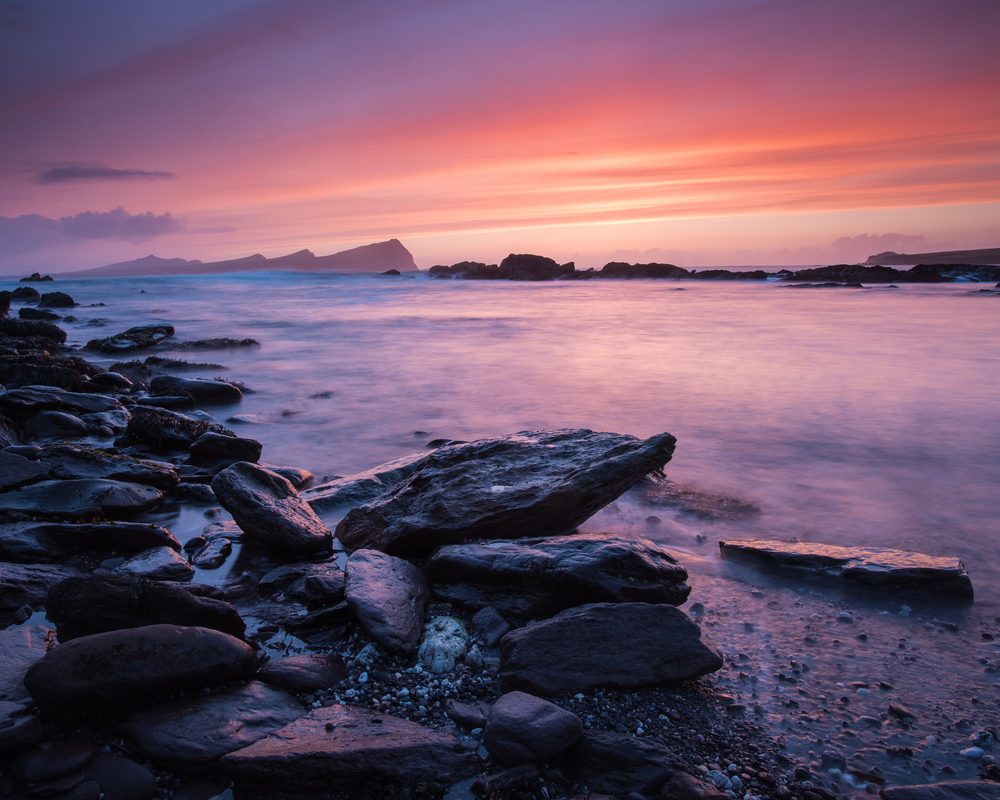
<box><xmin>36</xmin><ymin>165</ymin><xmax>175</xmax><ymax>183</ymax></box>
<box><xmin>0</xmin><ymin>207</ymin><xmax>184</xmax><ymax>255</ymax></box>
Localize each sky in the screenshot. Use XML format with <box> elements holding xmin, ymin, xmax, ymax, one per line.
<box><xmin>1</xmin><ymin>0</ymin><xmax>998</xmax><ymax>273</ymax></box>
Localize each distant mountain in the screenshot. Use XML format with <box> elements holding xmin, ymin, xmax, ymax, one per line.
<box><xmin>864</xmin><ymin>247</ymin><xmax>1000</xmax><ymax>266</ymax></box>
<box><xmin>67</xmin><ymin>239</ymin><xmax>418</xmax><ymax>277</ymax></box>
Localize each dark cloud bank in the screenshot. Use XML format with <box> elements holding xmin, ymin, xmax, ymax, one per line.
<box><xmin>36</xmin><ymin>165</ymin><xmax>175</xmax><ymax>183</ymax></box>
<box><xmin>0</xmin><ymin>207</ymin><xmax>183</xmax><ymax>256</ymax></box>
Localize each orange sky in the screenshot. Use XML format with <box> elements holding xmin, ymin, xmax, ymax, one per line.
<box><xmin>1</xmin><ymin>0</ymin><xmax>998</xmax><ymax>272</ymax></box>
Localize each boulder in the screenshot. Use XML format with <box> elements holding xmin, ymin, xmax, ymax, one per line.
<box><xmin>719</xmin><ymin>539</ymin><xmax>975</xmax><ymax>599</ymax></box>
<box><xmin>257</xmin><ymin>562</ymin><xmax>345</xmax><ymax>605</ymax></box>
<box><xmin>559</xmin><ymin>729</ymin><xmax>683</xmax><ymax>796</ymax></box>
<box><xmin>38</xmin><ymin>444</ymin><xmax>179</xmax><ymax>489</ymax></box>
<box><xmin>498</xmin><ymin>254</ymin><xmax>575</xmax><ymax>281</ymax></box>
<box><xmin>23</xmin><ymin>625</ymin><xmax>258</xmax><ymax>715</ymax></box>
<box><xmin>0</xmin><ymin>563</ymin><xmax>79</xmax><ymax>624</ymax></box>
<box><xmin>23</xmin><ymin>409</ymin><xmax>88</xmax><ymax>438</ymax></box>
<box><xmin>136</xmin><ymin>395</ymin><xmax>197</xmax><ymax>410</ymax></box>
<box><xmin>19</xmin><ymin>307</ymin><xmax>61</xmax><ymax>320</ymax></box>
<box><xmin>880</xmin><ymin>783</ymin><xmax>1000</xmax><ymax>800</ymax></box>
<box><xmin>0</xmin><ymin>625</ymin><xmax>55</xmax><ymax>702</ymax></box>
<box><xmin>126</xmin><ymin>406</ymin><xmax>234</xmax><ymax>450</ymax></box>
<box><xmin>116</xmin><ymin>682</ymin><xmax>305</xmax><ymax>769</ymax></box>
<box><xmin>12</xmin><ymin>287</ymin><xmax>40</xmax><ymax>300</ymax></box>
<box><xmin>0</xmin><ymin>354</ymin><xmax>100</xmax><ymax>391</ymax></box>
<box><xmin>189</xmin><ymin>432</ymin><xmax>262</xmax><ymax>465</ymax></box>
<box><xmin>345</xmin><ymin>549</ymin><xmax>429</xmax><ymax>656</ymax></box>
<box><xmin>483</xmin><ymin>691</ymin><xmax>583</xmax><ymax>765</ymax></box>
<box><xmin>258</xmin><ymin>654</ymin><xmax>349</xmax><ymax>693</ymax></box>
<box><xmin>150</xmin><ymin>376</ymin><xmax>242</xmax><ymax>403</ymax></box>
<box><xmin>0</xmin><ymin>478</ymin><xmax>163</xmax><ymax>518</ymax></box>
<box><xmin>472</xmin><ymin>606</ymin><xmax>513</xmax><ymax>647</ymax></box>
<box><xmin>37</xmin><ymin>291</ymin><xmax>76</xmax><ymax>308</ymax></box>
<box><xmin>220</xmin><ymin>705</ymin><xmax>480</xmax><ymax>790</ymax></box>
<box><xmin>86</xmin><ymin>324</ymin><xmax>174</xmax><ymax>354</ymax></box>
<box><xmin>45</xmin><ymin>573</ymin><xmax>246</xmax><ymax>641</ymax></box>
<box><xmin>336</xmin><ymin>429</ymin><xmax>677</xmax><ymax>555</ymax></box>
<box><xmin>261</xmin><ymin>464</ymin><xmax>313</xmax><ymax>490</ymax></box>
<box><xmin>90</xmin><ymin>372</ymin><xmax>132</xmax><ymax>390</ymax></box>
<box><xmin>445</xmin><ymin>699</ymin><xmax>489</xmax><ymax>729</ymax></box>
<box><xmin>302</xmin><ymin>450</ymin><xmax>431</xmax><ymax>511</ymax></box>
<box><xmin>0</xmin><ymin>449</ymin><xmax>50</xmax><ymax>490</ymax></box>
<box><xmin>416</xmin><ymin>616</ymin><xmax>468</xmax><ymax>673</ymax></box>
<box><xmin>0</xmin><ymin>700</ymin><xmax>43</xmax><ymax>754</ymax></box>
<box><xmin>115</xmin><ymin>546</ymin><xmax>195</xmax><ymax>581</ymax></box>
<box><xmin>499</xmin><ymin>603</ymin><xmax>723</xmax><ymax>695</ymax></box>
<box><xmin>211</xmin><ymin>462</ymin><xmax>332</xmax><ymax>555</ymax></box>
<box><xmin>426</xmin><ymin>533</ymin><xmax>691</xmax><ymax>618</ymax></box>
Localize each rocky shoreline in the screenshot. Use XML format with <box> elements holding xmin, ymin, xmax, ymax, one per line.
<box><xmin>0</xmin><ymin>278</ymin><xmax>997</xmax><ymax>800</ymax></box>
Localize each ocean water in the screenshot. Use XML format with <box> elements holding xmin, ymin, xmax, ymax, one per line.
<box><xmin>26</xmin><ymin>271</ymin><xmax>1000</xmax><ymax>782</ymax></box>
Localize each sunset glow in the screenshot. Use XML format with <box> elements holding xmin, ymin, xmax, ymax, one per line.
<box><xmin>2</xmin><ymin>0</ymin><xmax>998</xmax><ymax>271</ymax></box>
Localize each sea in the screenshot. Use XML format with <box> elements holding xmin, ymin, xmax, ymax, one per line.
<box><xmin>21</xmin><ymin>271</ymin><xmax>1000</xmax><ymax>785</ymax></box>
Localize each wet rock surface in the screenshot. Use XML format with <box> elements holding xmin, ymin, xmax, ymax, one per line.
<box><xmin>483</xmin><ymin>691</ymin><xmax>584</xmax><ymax>765</ymax></box>
<box><xmin>345</xmin><ymin>549</ymin><xmax>430</xmax><ymax>656</ymax></box>
<box><xmin>336</xmin><ymin>428</ymin><xmax>677</xmax><ymax>555</ymax></box>
<box><xmin>0</xmin><ymin>478</ymin><xmax>164</xmax><ymax>518</ymax></box>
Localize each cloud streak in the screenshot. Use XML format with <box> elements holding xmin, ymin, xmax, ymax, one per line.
<box><xmin>0</xmin><ymin>207</ymin><xmax>183</xmax><ymax>256</ymax></box>
<box><xmin>36</xmin><ymin>165</ymin><xmax>175</xmax><ymax>183</ymax></box>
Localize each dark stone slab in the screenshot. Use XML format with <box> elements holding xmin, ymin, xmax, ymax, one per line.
<box><xmin>117</xmin><ymin>682</ymin><xmax>305</xmax><ymax>769</ymax></box>
<box><xmin>189</xmin><ymin>432</ymin><xmax>262</xmax><ymax>465</ymax></box>
<box><xmin>46</xmin><ymin>573</ymin><xmax>246</xmax><ymax>642</ymax></box>
<box><xmin>426</xmin><ymin>533</ymin><xmax>690</xmax><ymax>618</ymax></box>
<box><xmin>499</xmin><ymin>603</ymin><xmax>723</xmax><ymax>695</ymax></box>
<box><xmin>86</xmin><ymin>324</ymin><xmax>175</xmax><ymax>354</ymax></box>
<box><xmin>0</xmin><ymin>450</ymin><xmax>50</xmax><ymax>491</ymax></box>
<box><xmin>115</xmin><ymin>546</ymin><xmax>195</xmax><ymax>581</ymax></box>
<box><xmin>20</xmin><ymin>308</ymin><xmax>61</xmax><ymax>321</ymax></box>
<box><xmin>719</xmin><ymin>539</ymin><xmax>975</xmax><ymax>599</ymax></box>
<box><xmin>23</xmin><ymin>625</ymin><xmax>258</xmax><ymax>715</ymax></box>
<box><xmin>336</xmin><ymin>428</ymin><xmax>677</xmax><ymax>556</ymax></box>
<box><xmin>258</xmin><ymin>562</ymin><xmax>344</xmax><ymax>605</ymax></box>
<box><xmin>150</xmin><ymin>376</ymin><xmax>242</xmax><ymax>404</ymax></box>
<box><xmin>258</xmin><ymin>654</ymin><xmax>349</xmax><ymax>693</ymax></box>
<box><xmin>302</xmin><ymin>450</ymin><xmax>432</xmax><ymax>511</ymax></box>
<box><xmin>24</xmin><ymin>409</ymin><xmax>88</xmax><ymax>438</ymax></box>
<box><xmin>0</xmin><ymin>625</ymin><xmax>54</xmax><ymax>702</ymax></box>
<box><xmin>38</xmin><ymin>444</ymin><xmax>179</xmax><ymax>489</ymax></box>
<box><xmin>84</xmin><ymin>754</ymin><xmax>157</xmax><ymax>800</ymax></box>
<box><xmin>220</xmin><ymin>704</ymin><xmax>480</xmax><ymax>790</ymax></box>
<box><xmin>212</xmin><ymin>462</ymin><xmax>332</xmax><ymax>555</ymax></box>
<box><xmin>125</xmin><ymin>406</ymin><xmax>234</xmax><ymax>450</ymax></box>
<box><xmin>345</xmin><ymin>549</ymin><xmax>429</xmax><ymax>656</ymax></box>
<box><xmin>6</xmin><ymin>386</ymin><xmax>122</xmax><ymax>414</ymax></box>
<box><xmin>483</xmin><ymin>691</ymin><xmax>583</xmax><ymax>766</ymax></box>
<box><xmin>0</xmin><ymin>563</ymin><xmax>79</xmax><ymax>624</ymax></box>
<box><xmin>0</xmin><ymin>479</ymin><xmax>163</xmax><ymax>519</ymax></box>
<box><xmin>559</xmin><ymin>729</ymin><xmax>683</xmax><ymax>796</ymax></box>
<box><xmin>33</xmin><ymin>521</ymin><xmax>181</xmax><ymax>553</ymax></box>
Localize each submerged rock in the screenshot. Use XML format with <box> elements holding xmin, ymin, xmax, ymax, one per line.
<box><xmin>220</xmin><ymin>704</ymin><xmax>480</xmax><ymax>790</ymax></box>
<box><xmin>211</xmin><ymin>462</ymin><xmax>332</xmax><ymax>555</ymax></box>
<box><xmin>0</xmin><ymin>450</ymin><xmax>50</xmax><ymax>491</ymax></box>
<box><xmin>345</xmin><ymin>549</ymin><xmax>429</xmax><ymax>656</ymax></box>
<box><xmin>150</xmin><ymin>376</ymin><xmax>243</xmax><ymax>404</ymax></box>
<box><xmin>336</xmin><ymin>428</ymin><xmax>677</xmax><ymax>555</ymax></box>
<box><xmin>426</xmin><ymin>533</ymin><xmax>691</xmax><ymax>618</ymax></box>
<box><xmin>718</xmin><ymin>539</ymin><xmax>975</xmax><ymax>598</ymax></box>
<box><xmin>499</xmin><ymin>602</ymin><xmax>723</xmax><ymax>695</ymax></box>
<box><xmin>23</xmin><ymin>625</ymin><xmax>258</xmax><ymax>715</ymax></box>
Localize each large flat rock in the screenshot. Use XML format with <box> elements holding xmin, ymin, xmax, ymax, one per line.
<box><xmin>0</xmin><ymin>479</ymin><xmax>163</xmax><ymax>519</ymax></box>
<box><xmin>719</xmin><ymin>539</ymin><xmax>974</xmax><ymax>598</ymax></box>
<box><xmin>0</xmin><ymin>450</ymin><xmax>50</xmax><ymax>491</ymax></box>
<box><xmin>499</xmin><ymin>603</ymin><xmax>723</xmax><ymax>695</ymax></box>
<box><xmin>220</xmin><ymin>705</ymin><xmax>480</xmax><ymax>790</ymax></box>
<box><xmin>37</xmin><ymin>445</ymin><xmax>179</xmax><ymax>489</ymax></box>
<box><xmin>345</xmin><ymin>549</ymin><xmax>429</xmax><ymax>656</ymax></box>
<box><xmin>336</xmin><ymin>429</ymin><xmax>677</xmax><ymax>555</ymax></box>
<box><xmin>117</xmin><ymin>682</ymin><xmax>305</xmax><ymax>768</ymax></box>
<box><xmin>23</xmin><ymin>625</ymin><xmax>258</xmax><ymax>715</ymax></box>
<box><xmin>426</xmin><ymin>533</ymin><xmax>690</xmax><ymax>618</ymax></box>
<box><xmin>212</xmin><ymin>462</ymin><xmax>332</xmax><ymax>555</ymax></box>
<box><xmin>302</xmin><ymin>450</ymin><xmax>432</xmax><ymax>511</ymax></box>
<box><xmin>115</xmin><ymin>546</ymin><xmax>195</xmax><ymax>581</ymax></box>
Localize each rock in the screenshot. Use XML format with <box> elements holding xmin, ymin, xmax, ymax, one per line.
<box><xmin>484</xmin><ymin>691</ymin><xmax>583</xmax><ymax>766</ymax></box>
<box><xmin>880</xmin><ymin>782</ymin><xmax>1000</xmax><ymax>800</ymax></box>
<box><xmin>19</xmin><ymin>307</ymin><xmax>61</xmax><ymax>320</ymax></box>
<box><xmin>29</xmin><ymin>521</ymin><xmax>180</xmax><ymax>553</ymax></box>
<box><xmin>151</xmin><ymin>376</ymin><xmax>243</xmax><ymax>404</ymax></box>
<box><xmin>17</xmin><ymin>386</ymin><xmax>122</xmax><ymax>415</ymax></box>
<box><xmin>345</xmin><ymin>549</ymin><xmax>429</xmax><ymax>656</ymax></box>
<box><xmin>0</xmin><ymin>700</ymin><xmax>43</xmax><ymax>754</ymax></box>
<box><xmin>0</xmin><ymin>478</ymin><xmax>163</xmax><ymax>518</ymax></box>
<box><xmin>336</xmin><ymin>428</ymin><xmax>677</xmax><ymax>555</ymax></box>
<box><xmin>0</xmin><ymin>625</ymin><xmax>55</xmax><ymax>702</ymax></box>
<box><xmin>499</xmin><ymin>603</ymin><xmax>723</xmax><ymax>695</ymax></box>
<box><xmin>212</xmin><ymin>462</ymin><xmax>332</xmax><ymax>555</ymax></box>
<box><xmin>84</xmin><ymin>754</ymin><xmax>157</xmax><ymax>800</ymax></box>
<box><xmin>498</xmin><ymin>254</ymin><xmax>575</xmax><ymax>281</ymax></box>
<box><xmin>116</xmin><ymin>682</ymin><xmax>305</xmax><ymax>769</ymax></box>
<box><xmin>189</xmin><ymin>432</ymin><xmax>262</xmax><ymax>465</ymax></box>
<box><xmin>302</xmin><ymin>450</ymin><xmax>432</xmax><ymax>511</ymax></box>
<box><xmin>191</xmin><ymin>537</ymin><xmax>231</xmax><ymax>567</ymax></box>
<box><xmin>12</xmin><ymin>286</ymin><xmax>41</xmax><ymax>300</ymax></box>
<box><xmin>126</xmin><ymin>406</ymin><xmax>234</xmax><ymax>449</ymax></box>
<box><xmin>38</xmin><ymin>444</ymin><xmax>180</xmax><ymax>489</ymax></box>
<box><xmin>137</xmin><ymin>394</ymin><xmax>198</xmax><ymax>409</ymax></box>
<box><xmin>37</xmin><ymin>291</ymin><xmax>75</xmax><ymax>307</ymax></box>
<box><xmin>258</xmin><ymin>562</ymin><xmax>345</xmax><ymax>605</ymax></box>
<box><xmin>471</xmin><ymin>765</ymin><xmax>541</xmax><ymax>798</ymax></box>
<box><xmin>45</xmin><ymin>573</ymin><xmax>245</xmax><ymax>641</ymax></box>
<box><xmin>24</xmin><ymin>409</ymin><xmax>89</xmax><ymax>438</ymax></box>
<box><xmin>426</xmin><ymin>533</ymin><xmax>691</xmax><ymax>618</ymax></box>
<box><xmin>86</xmin><ymin>324</ymin><xmax>174</xmax><ymax>354</ymax></box>
<box><xmin>173</xmin><ymin>483</ymin><xmax>217</xmax><ymax>504</ymax></box>
<box><xmin>0</xmin><ymin>354</ymin><xmax>102</xmax><ymax>391</ymax></box>
<box><xmin>889</xmin><ymin>701</ymin><xmax>917</xmax><ymax>719</ymax></box>
<box><xmin>660</xmin><ymin>772</ymin><xmax>732</xmax><ymax>800</ymax></box>
<box><xmin>258</xmin><ymin>654</ymin><xmax>349</xmax><ymax>693</ymax></box>
<box><xmin>0</xmin><ymin>449</ymin><xmax>50</xmax><ymax>490</ymax></box>
<box><xmin>261</xmin><ymin>464</ymin><xmax>313</xmax><ymax>490</ymax></box>
<box><xmin>90</xmin><ymin>372</ymin><xmax>132</xmax><ymax>390</ymax></box>
<box><xmin>416</xmin><ymin>616</ymin><xmax>468</xmax><ymax>673</ymax></box>
<box><xmin>472</xmin><ymin>606</ymin><xmax>513</xmax><ymax>647</ymax></box>
<box><xmin>8</xmin><ymin>739</ymin><xmax>97</xmax><ymax>785</ymax></box>
<box><xmin>445</xmin><ymin>698</ymin><xmax>489</xmax><ymax>728</ymax></box>
<box><xmin>23</xmin><ymin>625</ymin><xmax>258</xmax><ymax>715</ymax></box>
<box><xmin>0</xmin><ymin>522</ymin><xmax>60</xmax><ymax>561</ymax></box>
<box><xmin>719</xmin><ymin>539</ymin><xmax>974</xmax><ymax>598</ymax></box>
<box><xmin>80</xmin><ymin>409</ymin><xmax>131</xmax><ymax>434</ymax></box>
<box><xmin>220</xmin><ymin>704</ymin><xmax>480</xmax><ymax>790</ymax></box>
<box><xmin>115</xmin><ymin>546</ymin><xmax>196</xmax><ymax>581</ymax></box>
<box><xmin>19</xmin><ymin>274</ymin><xmax>53</xmax><ymax>282</ymax></box>
<box><xmin>559</xmin><ymin>729</ymin><xmax>683</xmax><ymax>796</ymax></box>
<box><xmin>0</xmin><ymin>563</ymin><xmax>78</xmax><ymax>624</ymax></box>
